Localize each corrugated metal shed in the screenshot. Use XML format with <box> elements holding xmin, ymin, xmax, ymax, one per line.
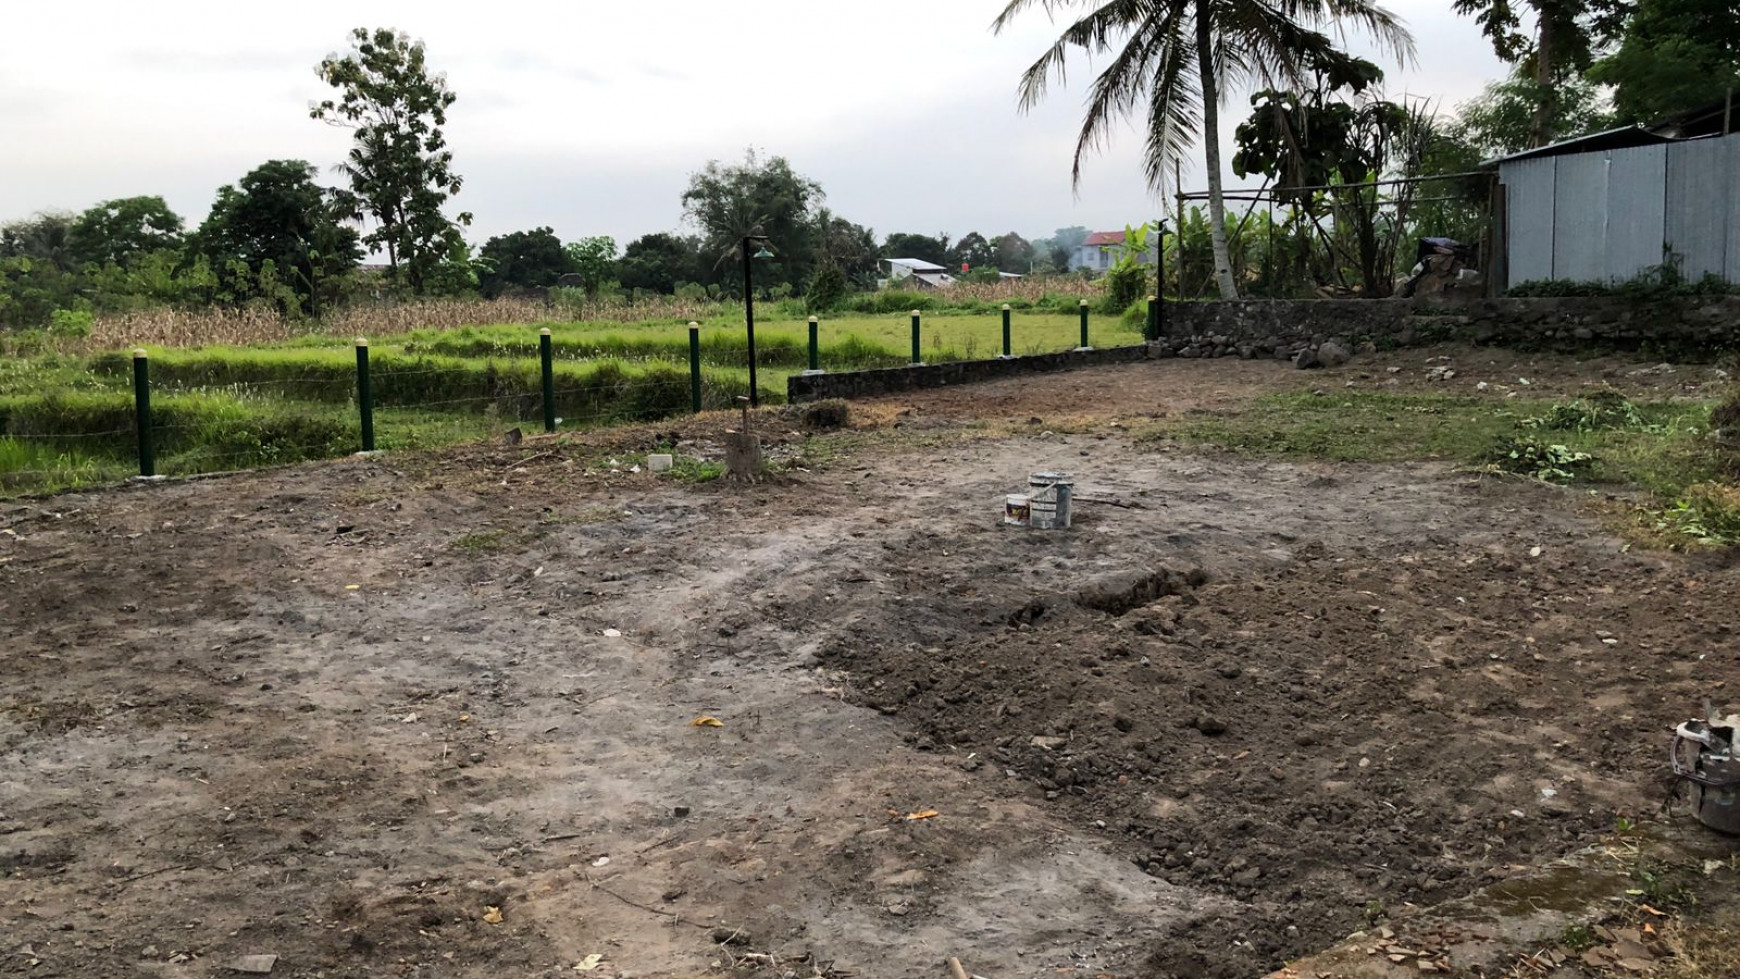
<box><xmin>1665</xmin><ymin>137</ymin><xmax>1729</xmax><ymax>280</ymax></box>
<box><xmin>1497</xmin><ymin>132</ymin><xmax>1740</xmax><ymax>287</ymax></box>
<box><xmin>1505</xmin><ymin>158</ymin><xmax>1557</xmax><ymax>284</ymax></box>
<box><xmin>1604</xmin><ymin>144</ymin><xmax>1668</xmax><ymax>278</ymax></box>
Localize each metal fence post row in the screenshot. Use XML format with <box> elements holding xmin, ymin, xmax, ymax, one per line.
<box><xmin>131</xmin><ymin>349</ymin><xmax>154</xmax><ymax>478</ymax></box>
<box><xmin>539</xmin><ymin>328</ymin><xmax>556</xmax><ymax>433</ymax></box>
<box><xmin>688</xmin><ymin>322</ymin><xmax>703</xmax><ymax>414</ymax></box>
<box><xmin>355</xmin><ymin>338</ymin><xmax>375</xmax><ymax>453</ymax></box>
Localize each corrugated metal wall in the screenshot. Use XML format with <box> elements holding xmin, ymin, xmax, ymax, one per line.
<box><xmin>1500</xmin><ymin>133</ymin><xmax>1740</xmax><ymax>286</ymax></box>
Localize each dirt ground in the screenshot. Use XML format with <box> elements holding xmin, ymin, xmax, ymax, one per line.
<box><xmin>3</xmin><ymin>347</ymin><xmax>1737</xmax><ymax>979</ymax></box>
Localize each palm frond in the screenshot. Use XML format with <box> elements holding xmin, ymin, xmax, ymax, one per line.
<box><xmin>1010</xmin><ymin>0</ymin><xmax>1156</xmax><ymax>112</ymax></box>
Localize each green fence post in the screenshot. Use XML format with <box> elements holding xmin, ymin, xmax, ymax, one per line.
<box><xmin>355</xmin><ymin>337</ymin><xmax>375</xmax><ymax>452</ymax></box>
<box><xmin>1001</xmin><ymin>304</ymin><xmax>1012</xmax><ymax>358</ymax></box>
<box><xmin>1078</xmin><ymin>299</ymin><xmax>1090</xmax><ymax>350</ymax></box>
<box><xmin>1146</xmin><ymin>295</ymin><xmax>1159</xmax><ymax>341</ymax></box>
<box><xmin>910</xmin><ymin>309</ymin><xmax>922</xmax><ymax>365</ymax></box>
<box><xmin>131</xmin><ymin>348</ymin><xmax>154</xmax><ymax>478</ymax></box>
<box><xmin>807</xmin><ymin>316</ymin><xmax>820</xmax><ymax>373</ymax></box>
<box><xmin>688</xmin><ymin>322</ymin><xmax>703</xmax><ymax>414</ymax></box>
<box><xmin>539</xmin><ymin>328</ymin><xmax>556</xmax><ymax>432</ymax></box>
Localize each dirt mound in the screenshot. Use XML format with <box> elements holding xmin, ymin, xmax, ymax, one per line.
<box><xmin>818</xmin><ymin>538</ymin><xmax>1729</xmax><ymax>977</ymax></box>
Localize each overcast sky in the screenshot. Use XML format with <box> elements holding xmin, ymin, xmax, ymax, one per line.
<box><xmin>1</xmin><ymin>0</ymin><xmax>1507</xmax><ymax>247</ymax></box>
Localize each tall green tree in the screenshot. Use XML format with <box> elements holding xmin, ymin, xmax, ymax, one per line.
<box><xmin>814</xmin><ymin>209</ymin><xmax>879</xmax><ymax>285</ymax></box>
<box><xmin>1449</xmin><ymin>67</ymin><xmax>1612</xmax><ymax>157</ymax></box>
<box><xmin>312</xmin><ymin>27</ymin><xmax>471</xmax><ymax>295</ymax></box>
<box><xmin>880</xmin><ymin>232</ymin><xmax>951</xmax><ymax>266</ymax></box>
<box><xmin>477</xmin><ymin>227</ymin><xmax>570</xmax><ymax>298</ymax></box>
<box><xmin>950</xmin><ymin>231</ymin><xmax>994</xmax><ymax>271</ymax></box>
<box><xmin>995</xmin><ymin>0</ymin><xmax>1411</xmax><ymax>300</ymax></box>
<box><xmin>1588</xmin><ymin>0</ymin><xmax>1740</xmax><ymax>125</ymax></box>
<box><xmin>1451</xmin><ymin>0</ymin><xmax>1629</xmax><ymax>147</ymax></box>
<box><xmin>617</xmin><ymin>233</ymin><xmax>703</xmax><ymax>294</ymax></box>
<box><xmin>993</xmin><ymin>231</ymin><xmax>1036</xmax><ymax>272</ymax></box>
<box><xmin>69</xmin><ymin>196</ymin><xmax>184</xmax><ymax>269</ymax></box>
<box><xmin>193</xmin><ymin>160</ymin><xmax>361</xmax><ymax>315</ymax></box>
<box><xmin>562</xmin><ymin>236</ymin><xmax>618</xmax><ymax>295</ymax></box>
<box><xmin>681</xmin><ymin>150</ymin><xmax>822</xmax><ymax>294</ymax></box>
<box><xmin>0</xmin><ymin>213</ymin><xmax>77</xmax><ymax>271</ymax></box>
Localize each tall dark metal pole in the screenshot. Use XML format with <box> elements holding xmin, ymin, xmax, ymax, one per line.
<box><xmin>132</xmin><ymin>349</ymin><xmax>154</xmax><ymax>478</ymax></box>
<box><xmin>742</xmin><ymin>236</ymin><xmax>759</xmax><ymax>408</ymax></box>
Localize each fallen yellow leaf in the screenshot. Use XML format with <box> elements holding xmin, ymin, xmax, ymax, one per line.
<box><xmin>1639</xmin><ymin>904</ymin><xmax>1667</xmax><ymax>917</ymax></box>
<box><xmin>904</xmin><ymin>810</ymin><xmax>939</xmax><ymax>821</ymax></box>
<box><xmin>345</xmin><ymin>584</ymin><xmax>361</xmax><ymax>591</ymax></box>
<box><xmin>482</xmin><ymin>906</ymin><xmax>503</xmax><ymax>924</ymax></box>
<box><xmin>689</xmin><ymin>716</ymin><xmax>723</xmax><ymax>728</ymax></box>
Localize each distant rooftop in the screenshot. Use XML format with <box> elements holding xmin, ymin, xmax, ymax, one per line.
<box><xmin>886</xmin><ymin>257</ymin><xmax>947</xmax><ymax>271</ymax></box>
<box><xmin>1083</xmin><ymin>231</ymin><xmax>1126</xmax><ymax>247</ymax></box>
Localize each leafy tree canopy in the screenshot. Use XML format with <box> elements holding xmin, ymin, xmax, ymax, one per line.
<box><xmin>562</xmin><ymin>236</ymin><xmax>619</xmax><ymax>296</ymax></box>
<box><xmin>313</xmin><ymin>27</ymin><xmax>471</xmax><ymax>295</ymax></box>
<box><xmin>617</xmin><ymin>233</ymin><xmax>702</xmax><ymax>294</ymax></box>
<box><xmin>880</xmin><ymin>232</ymin><xmax>950</xmax><ymax>266</ymax></box>
<box><xmin>681</xmin><ymin>149</ymin><xmax>822</xmax><ymax>294</ymax></box>
<box><xmin>69</xmin><ymin>196</ymin><xmax>184</xmax><ymax>269</ymax></box>
<box><xmin>477</xmin><ymin>227</ymin><xmax>570</xmax><ymax>298</ymax></box>
<box><xmin>193</xmin><ymin>160</ymin><xmax>361</xmax><ymax>315</ymax></box>
<box><xmin>1589</xmin><ymin>0</ymin><xmax>1740</xmax><ymax>124</ymax></box>
<box><xmin>1449</xmin><ymin>67</ymin><xmax>1613</xmax><ymax>158</ymax></box>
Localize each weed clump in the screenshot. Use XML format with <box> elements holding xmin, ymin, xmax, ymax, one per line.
<box><xmin>800</xmin><ymin>399</ymin><xmax>851</xmax><ymax>430</ymax></box>
<box><xmin>1527</xmin><ymin>390</ymin><xmax>1642</xmax><ymax>432</ymax></box>
<box><xmin>1490</xmin><ymin>434</ymin><xmax>1595</xmax><ymax>482</ymax></box>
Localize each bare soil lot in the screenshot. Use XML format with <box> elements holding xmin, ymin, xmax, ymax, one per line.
<box><xmin>3</xmin><ymin>349</ymin><xmax>1736</xmax><ymax>979</ymax></box>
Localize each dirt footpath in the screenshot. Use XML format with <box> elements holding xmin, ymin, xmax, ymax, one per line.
<box><xmin>3</xmin><ymin>351</ymin><xmax>1737</xmax><ymax>979</ymax></box>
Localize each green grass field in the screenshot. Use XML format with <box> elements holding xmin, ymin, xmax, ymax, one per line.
<box><xmin>0</xmin><ymin>309</ymin><xmax>1146</xmax><ymax>496</ymax></box>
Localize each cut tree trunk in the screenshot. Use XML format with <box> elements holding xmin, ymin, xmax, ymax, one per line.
<box><xmin>724</xmin><ymin>432</ymin><xmax>765</xmax><ymax>482</ymax></box>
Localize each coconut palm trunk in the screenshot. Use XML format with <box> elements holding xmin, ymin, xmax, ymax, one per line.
<box><xmin>1194</xmin><ymin>0</ymin><xmax>1240</xmax><ymax>299</ymax></box>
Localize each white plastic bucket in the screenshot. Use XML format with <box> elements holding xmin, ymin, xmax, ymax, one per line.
<box><xmin>1004</xmin><ymin>494</ymin><xmax>1031</xmax><ymax>526</ymax></box>
<box><xmin>1028</xmin><ymin>472</ymin><xmax>1074</xmax><ymax>529</ymax></box>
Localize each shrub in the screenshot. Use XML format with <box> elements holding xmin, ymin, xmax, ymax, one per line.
<box><xmin>799</xmin><ymin>399</ymin><xmax>850</xmax><ymax>430</ymax></box>
<box><xmin>1490</xmin><ymin>434</ymin><xmax>1595</xmax><ymax>482</ymax></box>
<box><xmin>1526</xmin><ymin>391</ymin><xmax>1642</xmax><ymax>432</ymax></box>
<box><xmin>1099</xmin><ymin>261</ymin><xmax>1147</xmax><ymax>314</ymax></box>
<box><xmin>800</xmin><ymin>262</ymin><xmax>849</xmax><ymax>313</ymax></box>
<box><xmin>48</xmin><ymin>309</ymin><xmax>94</xmax><ymax>338</ymax></box>
<box><xmin>1654</xmin><ymin>483</ymin><xmax>1740</xmax><ymax>545</ymax></box>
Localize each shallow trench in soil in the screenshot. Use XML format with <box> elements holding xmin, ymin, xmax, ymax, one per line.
<box><xmin>2</xmin><ymin>418</ymin><xmax>1735</xmax><ymax>979</ymax></box>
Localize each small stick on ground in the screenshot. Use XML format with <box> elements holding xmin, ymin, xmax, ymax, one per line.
<box><xmin>946</xmin><ymin>956</ymin><xmax>970</xmax><ymax>979</ymax></box>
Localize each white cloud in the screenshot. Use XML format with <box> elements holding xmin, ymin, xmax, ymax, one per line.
<box><xmin>0</xmin><ymin>0</ymin><xmax>1506</xmax><ymax>243</ymax></box>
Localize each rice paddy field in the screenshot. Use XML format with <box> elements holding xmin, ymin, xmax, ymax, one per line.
<box><xmin>0</xmin><ymin>308</ymin><xmax>1145</xmax><ymax>496</ymax></box>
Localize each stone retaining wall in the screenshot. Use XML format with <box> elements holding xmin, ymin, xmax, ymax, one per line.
<box><xmin>1156</xmin><ymin>295</ymin><xmax>1740</xmax><ymax>362</ymax></box>
<box><xmin>786</xmin><ymin>344</ymin><xmax>1151</xmax><ymax>402</ymax></box>
<box><xmin>786</xmin><ymin>296</ymin><xmax>1740</xmax><ymax>401</ymax></box>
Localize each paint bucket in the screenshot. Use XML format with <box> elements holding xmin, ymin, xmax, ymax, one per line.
<box><xmin>1028</xmin><ymin>472</ymin><xmax>1074</xmax><ymax>530</ymax></box>
<box><xmin>1003</xmin><ymin>494</ymin><xmax>1031</xmax><ymax>526</ymax></box>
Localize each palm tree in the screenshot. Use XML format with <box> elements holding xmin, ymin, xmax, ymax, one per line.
<box><xmin>994</xmin><ymin>0</ymin><xmax>1412</xmax><ymax>300</ymax></box>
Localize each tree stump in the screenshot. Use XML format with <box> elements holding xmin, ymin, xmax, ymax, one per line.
<box><xmin>724</xmin><ymin>430</ymin><xmax>764</xmax><ymax>482</ymax></box>
<box><xmin>724</xmin><ymin>395</ymin><xmax>765</xmax><ymax>482</ymax></box>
